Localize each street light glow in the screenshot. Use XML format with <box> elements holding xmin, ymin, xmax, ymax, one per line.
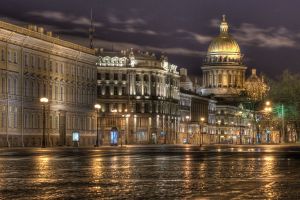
<box><xmin>40</xmin><ymin>97</ymin><xmax>49</xmax><ymax>103</ymax></box>
<box><xmin>94</xmin><ymin>104</ymin><xmax>101</xmax><ymax>109</ymax></box>
<box><xmin>200</xmin><ymin>117</ymin><xmax>205</xmax><ymax>122</ymax></box>
<box><xmin>264</xmin><ymin>107</ymin><xmax>272</xmax><ymax>112</ymax></box>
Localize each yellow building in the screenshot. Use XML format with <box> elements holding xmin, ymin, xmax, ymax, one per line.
<box><xmin>0</xmin><ymin>21</ymin><xmax>98</xmax><ymax>147</ymax></box>
<box><xmin>200</xmin><ymin>15</ymin><xmax>253</xmax><ymax>144</ymax></box>
<box><xmin>201</xmin><ymin>15</ymin><xmax>247</xmax><ymax>97</ymax></box>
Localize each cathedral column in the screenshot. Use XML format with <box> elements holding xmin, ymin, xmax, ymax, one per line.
<box><xmin>223</xmin><ymin>70</ymin><xmax>228</xmax><ymax>87</ymax></box>
<box><xmin>206</xmin><ymin>72</ymin><xmax>209</xmax><ymax>87</ymax></box>
<box><xmin>213</xmin><ymin>70</ymin><xmax>217</xmax><ymax>87</ymax></box>
<box><xmin>203</xmin><ymin>71</ymin><xmax>206</xmax><ymax>87</ymax></box>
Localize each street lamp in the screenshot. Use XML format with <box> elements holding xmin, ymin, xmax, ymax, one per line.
<box><xmin>217</xmin><ymin>120</ymin><xmax>221</xmax><ymax>144</ymax></box>
<box><xmin>238</xmin><ymin>111</ymin><xmax>243</xmax><ymax>145</ymax></box>
<box><xmin>94</xmin><ymin>104</ymin><xmax>101</xmax><ymax>147</ymax></box>
<box><xmin>125</xmin><ymin>114</ymin><xmax>130</xmax><ymax>145</ymax></box>
<box><xmin>199</xmin><ymin>117</ymin><xmax>205</xmax><ymax>147</ymax></box>
<box><xmin>185</xmin><ymin>115</ymin><xmax>190</xmax><ymax>144</ymax></box>
<box><xmin>40</xmin><ymin>97</ymin><xmax>48</xmax><ymax>148</ymax></box>
<box><xmin>264</xmin><ymin>101</ymin><xmax>272</xmax><ymax>143</ymax></box>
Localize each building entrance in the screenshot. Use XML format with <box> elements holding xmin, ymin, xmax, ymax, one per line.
<box><xmin>110</xmin><ymin>127</ymin><xmax>118</xmax><ymax>145</ymax></box>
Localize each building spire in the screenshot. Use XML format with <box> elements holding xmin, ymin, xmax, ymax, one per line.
<box><xmin>222</xmin><ymin>14</ymin><xmax>226</xmax><ymax>22</ymax></box>
<box><xmin>89</xmin><ymin>8</ymin><xmax>95</xmax><ymax>49</ymax></box>
<box><xmin>220</xmin><ymin>14</ymin><xmax>229</xmax><ymax>35</ymax></box>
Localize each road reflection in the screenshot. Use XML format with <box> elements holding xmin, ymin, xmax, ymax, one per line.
<box><xmin>0</xmin><ymin>146</ymin><xmax>299</xmax><ymax>199</ymax></box>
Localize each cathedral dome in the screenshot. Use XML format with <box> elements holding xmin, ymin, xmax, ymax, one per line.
<box><xmin>205</xmin><ymin>15</ymin><xmax>242</xmax><ymax>65</ymax></box>
<box><xmin>208</xmin><ymin>36</ymin><xmax>240</xmax><ymax>55</ymax></box>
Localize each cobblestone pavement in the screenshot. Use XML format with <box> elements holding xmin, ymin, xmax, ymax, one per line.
<box><xmin>0</xmin><ymin>145</ymin><xmax>300</xmax><ymax>199</ymax></box>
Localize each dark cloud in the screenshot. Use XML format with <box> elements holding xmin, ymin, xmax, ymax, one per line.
<box><xmin>0</xmin><ymin>0</ymin><xmax>300</xmax><ymax>77</ymax></box>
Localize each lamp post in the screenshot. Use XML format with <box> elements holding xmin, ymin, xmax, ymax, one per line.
<box><xmin>264</xmin><ymin>101</ymin><xmax>272</xmax><ymax>143</ymax></box>
<box><xmin>125</xmin><ymin>114</ymin><xmax>130</xmax><ymax>145</ymax></box>
<box><xmin>199</xmin><ymin>117</ymin><xmax>205</xmax><ymax>147</ymax></box>
<box><xmin>94</xmin><ymin>104</ymin><xmax>101</xmax><ymax>147</ymax></box>
<box><xmin>40</xmin><ymin>97</ymin><xmax>48</xmax><ymax>148</ymax></box>
<box><xmin>217</xmin><ymin>120</ymin><xmax>221</xmax><ymax>144</ymax></box>
<box><xmin>185</xmin><ymin>115</ymin><xmax>190</xmax><ymax>144</ymax></box>
<box><xmin>238</xmin><ymin>111</ymin><xmax>243</xmax><ymax>145</ymax></box>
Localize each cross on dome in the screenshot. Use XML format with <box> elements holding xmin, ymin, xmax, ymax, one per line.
<box><xmin>220</xmin><ymin>14</ymin><xmax>229</xmax><ymax>34</ymax></box>
<box><xmin>222</xmin><ymin>14</ymin><xmax>226</xmax><ymax>22</ymax></box>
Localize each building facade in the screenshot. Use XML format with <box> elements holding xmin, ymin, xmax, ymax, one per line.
<box><xmin>0</xmin><ymin>21</ymin><xmax>98</xmax><ymax>147</ymax></box>
<box><xmin>178</xmin><ymin>67</ymin><xmax>216</xmax><ymax>145</ymax></box>
<box><xmin>96</xmin><ymin>50</ymin><xmax>180</xmax><ymax>145</ymax></box>
<box><xmin>198</xmin><ymin>15</ymin><xmax>255</xmax><ymax>144</ymax></box>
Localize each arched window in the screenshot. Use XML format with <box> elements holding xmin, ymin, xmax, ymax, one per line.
<box><xmin>136</xmin><ymin>75</ymin><xmax>140</xmax><ymax>81</ymax></box>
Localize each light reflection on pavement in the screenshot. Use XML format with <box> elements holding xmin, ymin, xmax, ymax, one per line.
<box><xmin>0</xmin><ymin>145</ymin><xmax>300</xmax><ymax>199</ymax></box>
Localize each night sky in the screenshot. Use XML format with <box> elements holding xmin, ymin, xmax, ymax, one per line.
<box><xmin>1</xmin><ymin>0</ymin><xmax>300</xmax><ymax>78</ymax></box>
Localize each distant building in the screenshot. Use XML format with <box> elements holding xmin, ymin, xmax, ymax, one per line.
<box><xmin>0</xmin><ymin>21</ymin><xmax>98</xmax><ymax>147</ymax></box>
<box><xmin>178</xmin><ymin>68</ymin><xmax>216</xmax><ymax>144</ymax></box>
<box><xmin>96</xmin><ymin>49</ymin><xmax>180</xmax><ymax>144</ymax></box>
<box><xmin>201</xmin><ymin>15</ymin><xmax>246</xmax><ymax>98</ymax></box>
<box><xmin>199</xmin><ymin>15</ymin><xmax>254</xmax><ymax>144</ymax></box>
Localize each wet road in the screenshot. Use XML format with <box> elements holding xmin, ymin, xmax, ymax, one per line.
<box><xmin>0</xmin><ymin>145</ymin><xmax>300</xmax><ymax>200</ymax></box>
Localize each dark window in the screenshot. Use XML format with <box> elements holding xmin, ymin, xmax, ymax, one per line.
<box><xmin>105</xmin><ymin>86</ymin><xmax>110</xmax><ymax>95</ymax></box>
<box><xmin>121</xmin><ymin>87</ymin><xmax>126</xmax><ymax>95</ymax></box>
<box><xmin>136</xmin><ymin>75</ymin><xmax>140</xmax><ymax>81</ymax></box>
<box><xmin>122</xmin><ymin>74</ymin><xmax>126</xmax><ymax>80</ymax></box>
<box><xmin>114</xmin><ymin>87</ymin><xmax>118</xmax><ymax>95</ymax></box>
<box><xmin>136</xmin><ymin>103</ymin><xmax>141</xmax><ymax>113</ymax></box>
<box><xmin>151</xmin><ymin>75</ymin><xmax>155</xmax><ymax>82</ymax></box>
<box><xmin>144</xmin><ymin>75</ymin><xmax>148</xmax><ymax>82</ymax></box>
<box><xmin>105</xmin><ymin>103</ymin><xmax>110</xmax><ymax>112</ymax></box>
<box><xmin>114</xmin><ymin>73</ymin><xmax>118</xmax><ymax>80</ymax></box>
<box><xmin>145</xmin><ymin>103</ymin><xmax>149</xmax><ymax>113</ymax></box>
<box><xmin>97</xmin><ymin>73</ymin><xmax>101</xmax><ymax>80</ymax></box>
<box><xmin>105</xmin><ymin>73</ymin><xmax>110</xmax><ymax>80</ymax></box>
<box><xmin>97</xmin><ymin>86</ymin><xmax>101</xmax><ymax>96</ymax></box>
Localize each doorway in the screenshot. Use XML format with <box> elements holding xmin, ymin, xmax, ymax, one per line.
<box><xmin>110</xmin><ymin>127</ymin><xmax>118</xmax><ymax>145</ymax></box>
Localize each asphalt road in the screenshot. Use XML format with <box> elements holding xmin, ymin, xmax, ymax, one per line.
<box><xmin>0</xmin><ymin>145</ymin><xmax>300</xmax><ymax>200</ymax></box>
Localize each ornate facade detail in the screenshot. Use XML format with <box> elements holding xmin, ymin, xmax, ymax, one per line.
<box><xmin>96</xmin><ymin>50</ymin><xmax>180</xmax><ymax>144</ymax></box>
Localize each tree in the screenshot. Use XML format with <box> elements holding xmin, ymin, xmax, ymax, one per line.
<box><xmin>243</xmin><ymin>69</ymin><xmax>269</xmax><ymax>143</ymax></box>
<box><xmin>268</xmin><ymin>70</ymin><xmax>300</xmax><ymax>142</ymax></box>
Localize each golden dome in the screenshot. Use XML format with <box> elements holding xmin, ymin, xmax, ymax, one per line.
<box><xmin>207</xmin><ymin>15</ymin><xmax>240</xmax><ymax>55</ymax></box>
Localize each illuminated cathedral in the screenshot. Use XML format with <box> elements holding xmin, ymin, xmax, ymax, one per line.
<box><xmin>201</xmin><ymin>15</ymin><xmax>247</xmax><ymax>98</ymax></box>
<box><xmin>200</xmin><ymin>15</ymin><xmax>257</xmax><ymax>144</ymax></box>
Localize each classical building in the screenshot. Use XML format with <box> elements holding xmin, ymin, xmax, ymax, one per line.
<box><xmin>201</xmin><ymin>15</ymin><xmax>246</xmax><ymax>98</ymax></box>
<box><xmin>96</xmin><ymin>49</ymin><xmax>180</xmax><ymax>145</ymax></box>
<box><xmin>0</xmin><ymin>20</ymin><xmax>98</xmax><ymax>147</ymax></box>
<box><xmin>178</xmin><ymin>68</ymin><xmax>216</xmax><ymax>144</ymax></box>
<box><xmin>199</xmin><ymin>15</ymin><xmax>255</xmax><ymax>144</ymax></box>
